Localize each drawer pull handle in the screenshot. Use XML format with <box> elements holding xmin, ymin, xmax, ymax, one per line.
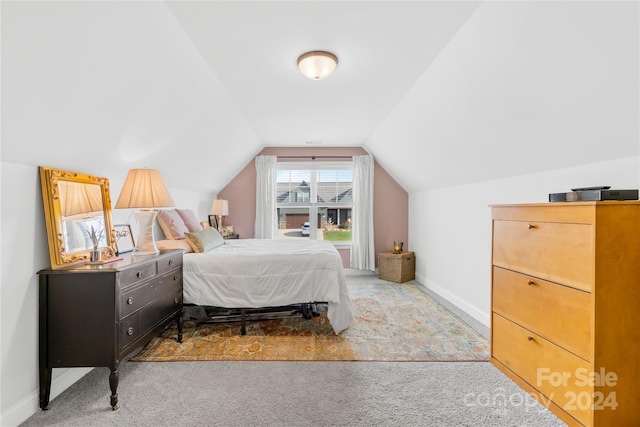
<box><xmin>174</xmin><ymin>297</ymin><xmax>179</xmax><ymax>304</ymax></box>
<box><xmin>127</xmin><ymin>327</ymin><xmax>134</xmax><ymax>336</ymax></box>
<box><xmin>528</xmin><ymin>224</ymin><xmax>537</xmax><ymax>229</ymax></box>
<box><xmin>168</xmin><ymin>259</ymin><xmax>173</xmax><ymax>266</ymax></box>
<box><xmin>173</xmin><ymin>275</ymin><xmax>178</xmax><ymax>281</ymax></box>
<box><xmin>136</xmin><ymin>272</ymin><xmax>143</xmax><ymax>278</ymax></box>
<box><xmin>527</xmin><ymin>280</ymin><xmax>535</xmax><ymax>286</ymax></box>
<box><xmin>527</xmin><ymin>336</ymin><xmax>535</xmax><ymax>342</ymax></box>
<box><xmin>127</xmin><ymin>297</ymin><xmax>134</xmax><ymax>305</ymax></box>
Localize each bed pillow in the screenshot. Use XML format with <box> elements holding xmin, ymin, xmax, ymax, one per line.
<box><xmin>156</xmin><ymin>209</ymin><xmax>189</xmax><ymax>240</ymax></box>
<box><xmin>175</xmin><ymin>208</ymin><xmax>203</xmax><ymax>233</ymax></box>
<box><xmin>155</xmin><ymin>239</ymin><xmax>194</xmax><ymax>253</ymax></box>
<box><xmin>184</xmin><ymin>228</ymin><xmax>225</xmax><ymax>253</ymax></box>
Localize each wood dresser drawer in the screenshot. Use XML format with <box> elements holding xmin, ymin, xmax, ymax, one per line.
<box><xmin>120</xmin><ymin>270</ymin><xmax>182</xmax><ymax>319</ymax></box>
<box><xmin>492</xmin><ymin>220</ymin><xmax>594</xmax><ymax>292</ymax></box>
<box><xmin>157</xmin><ymin>252</ymin><xmax>183</xmax><ymax>274</ymax></box>
<box><xmin>492</xmin><ymin>314</ymin><xmax>592</xmax><ymax>426</ymax></box>
<box><xmin>120</xmin><ymin>311</ymin><xmax>141</xmax><ymax>350</ymax></box>
<box><xmin>120</xmin><ymin>288</ymin><xmax>182</xmax><ymax>352</ymax></box>
<box><xmin>492</xmin><ymin>267</ymin><xmax>591</xmax><ymax>361</ymax></box>
<box><xmin>119</xmin><ymin>262</ymin><xmax>157</xmax><ymax>289</ymax></box>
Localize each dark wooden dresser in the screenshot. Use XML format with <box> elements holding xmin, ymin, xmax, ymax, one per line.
<box><xmin>38</xmin><ymin>249</ymin><xmax>184</xmax><ymax>410</ymax></box>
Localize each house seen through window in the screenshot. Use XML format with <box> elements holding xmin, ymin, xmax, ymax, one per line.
<box><xmin>276</xmin><ymin>162</ymin><xmax>353</xmax><ymax>243</ymax></box>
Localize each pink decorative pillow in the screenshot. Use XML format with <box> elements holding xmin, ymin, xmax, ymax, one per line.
<box><xmin>156</xmin><ymin>239</ymin><xmax>194</xmax><ymax>253</ymax></box>
<box><xmin>176</xmin><ymin>208</ymin><xmax>203</xmax><ymax>233</ymax></box>
<box><xmin>156</xmin><ymin>209</ymin><xmax>189</xmax><ymax>240</ymax></box>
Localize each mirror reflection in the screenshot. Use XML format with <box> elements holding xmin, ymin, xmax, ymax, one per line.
<box><xmin>58</xmin><ymin>181</ymin><xmax>107</xmax><ymax>252</ymax></box>
<box><xmin>39</xmin><ymin>166</ymin><xmax>117</xmax><ymax>269</ymax></box>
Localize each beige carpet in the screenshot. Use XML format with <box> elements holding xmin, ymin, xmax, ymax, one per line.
<box><xmin>131</xmin><ymin>278</ymin><xmax>489</xmax><ymax>362</ymax></box>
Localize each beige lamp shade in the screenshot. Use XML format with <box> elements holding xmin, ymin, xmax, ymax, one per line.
<box><xmin>297</xmin><ymin>51</ymin><xmax>338</xmax><ymax>80</ymax></box>
<box><xmin>210</xmin><ymin>199</ymin><xmax>229</xmax><ymax>216</ymax></box>
<box><xmin>115</xmin><ymin>169</ymin><xmax>175</xmax><ymax>209</ymax></box>
<box><xmin>114</xmin><ymin>168</ymin><xmax>174</xmax><ymax>256</ymax></box>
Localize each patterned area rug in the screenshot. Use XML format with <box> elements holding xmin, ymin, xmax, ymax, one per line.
<box><xmin>131</xmin><ymin>277</ymin><xmax>489</xmax><ymax>362</ymax></box>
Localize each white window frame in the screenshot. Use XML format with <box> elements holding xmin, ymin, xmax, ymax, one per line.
<box><xmin>276</xmin><ymin>161</ymin><xmax>353</xmax><ymax>247</ymax></box>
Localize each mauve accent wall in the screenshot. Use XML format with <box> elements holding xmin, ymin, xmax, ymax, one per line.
<box><xmin>217</xmin><ymin>146</ymin><xmax>409</xmax><ymax>268</ymax></box>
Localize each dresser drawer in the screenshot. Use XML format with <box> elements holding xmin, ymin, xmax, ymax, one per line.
<box><xmin>139</xmin><ymin>288</ymin><xmax>182</xmax><ymax>333</ymax></box>
<box><xmin>119</xmin><ymin>262</ymin><xmax>157</xmax><ymax>289</ymax></box>
<box><xmin>492</xmin><ymin>220</ymin><xmax>594</xmax><ymax>292</ymax></box>
<box><xmin>492</xmin><ymin>267</ymin><xmax>592</xmax><ymax>361</ymax></box>
<box><xmin>158</xmin><ymin>252</ymin><xmax>183</xmax><ymax>274</ymax></box>
<box><xmin>120</xmin><ymin>270</ymin><xmax>182</xmax><ymax>319</ymax></box>
<box><xmin>120</xmin><ymin>311</ymin><xmax>141</xmax><ymax>350</ymax></box>
<box><xmin>492</xmin><ymin>314</ymin><xmax>592</xmax><ymax>426</ymax></box>
<box><xmin>119</xmin><ymin>288</ymin><xmax>181</xmax><ymax>350</ymax></box>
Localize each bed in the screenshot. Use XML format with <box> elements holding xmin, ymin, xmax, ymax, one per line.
<box><xmin>181</xmin><ymin>238</ymin><xmax>355</xmax><ymax>334</ymax></box>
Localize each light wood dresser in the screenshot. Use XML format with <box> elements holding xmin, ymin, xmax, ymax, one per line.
<box><xmin>490</xmin><ymin>202</ymin><xmax>640</xmax><ymax>426</ymax></box>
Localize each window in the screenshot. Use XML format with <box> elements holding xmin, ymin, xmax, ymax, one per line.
<box><xmin>276</xmin><ymin>162</ymin><xmax>353</xmax><ymax>243</ymax></box>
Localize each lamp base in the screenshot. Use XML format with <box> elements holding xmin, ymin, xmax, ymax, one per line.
<box><xmin>133</xmin><ymin>210</ymin><xmax>160</xmax><ymax>256</ymax></box>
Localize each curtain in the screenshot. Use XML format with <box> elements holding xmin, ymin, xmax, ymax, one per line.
<box><xmin>254</xmin><ymin>155</ymin><xmax>278</xmax><ymax>239</ymax></box>
<box><xmin>350</xmin><ymin>154</ymin><xmax>375</xmax><ymax>271</ymax></box>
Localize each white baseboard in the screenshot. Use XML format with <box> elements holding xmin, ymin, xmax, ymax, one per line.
<box><xmin>1</xmin><ymin>367</ymin><xmax>93</xmax><ymax>427</ymax></box>
<box><xmin>415</xmin><ymin>272</ymin><xmax>490</xmax><ymax>327</ymax></box>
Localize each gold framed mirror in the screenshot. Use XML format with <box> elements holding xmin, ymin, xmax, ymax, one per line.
<box><xmin>39</xmin><ymin>166</ymin><xmax>118</xmax><ymax>269</ymax></box>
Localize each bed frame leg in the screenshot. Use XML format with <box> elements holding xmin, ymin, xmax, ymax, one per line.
<box><xmin>240</xmin><ymin>309</ymin><xmax>246</xmax><ymax>335</ymax></box>
<box><xmin>310</xmin><ymin>303</ymin><xmax>320</xmax><ymax>317</ymax></box>
<box><xmin>301</xmin><ymin>304</ymin><xmax>311</xmax><ymax>319</ymax></box>
<box><xmin>301</xmin><ymin>303</ymin><xmax>320</xmax><ymax>319</ymax></box>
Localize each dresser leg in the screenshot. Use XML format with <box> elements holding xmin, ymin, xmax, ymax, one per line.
<box><xmin>109</xmin><ymin>368</ymin><xmax>119</xmax><ymax>410</ymax></box>
<box><xmin>39</xmin><ymin>367</ymin><xmax>52</xmax><ymax>410</ymax></box>
<box><xmin>177</xmin><ymin>309</ymin><xmax>184</xmax><ymax>343</ymax></box>
<box><xmin>39</xmin><ymin>277</ymin><xmax>51</xmax><ymax>410</ymax></box>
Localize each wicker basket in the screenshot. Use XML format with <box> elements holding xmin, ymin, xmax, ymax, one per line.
<box><xmin>378</xmin><ymin>251</ymin><xmax>415</xmax><ymax>283</ymax></box>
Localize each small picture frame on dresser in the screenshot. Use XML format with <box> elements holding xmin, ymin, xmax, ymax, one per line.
<box><xmin>114</xmin><ymin>224</ymin><xmax>135</xmax><ymax>254</ymax></box>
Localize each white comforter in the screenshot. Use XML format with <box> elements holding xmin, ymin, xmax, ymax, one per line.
<box><xmin>182</xmin><ymin>239</ymin><xmax>354</xmax><ymax>334</ymax></box>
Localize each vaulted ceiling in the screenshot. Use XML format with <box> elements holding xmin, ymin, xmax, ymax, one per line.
<box><xmin>2</xmin><ymin>1</ymin><xmax>638</xmax><ymax>194</ymax></box>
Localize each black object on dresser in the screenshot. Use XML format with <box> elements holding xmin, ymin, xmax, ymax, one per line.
<box><xmin>38</xmin><ymin>249</ymin><xmax>184</xmax><ymax>411</ymax></box>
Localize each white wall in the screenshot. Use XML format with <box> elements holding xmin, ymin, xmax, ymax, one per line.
<box><xmin>1</xmin><ymin>3</ymin><xmax>244</xmax><ymax>423</ymax></box>
<box><xmin>0</xmin><ymin>161</ymin><xmax>213</xmax><ymax>426</ymax></box>
<box><xmin>1</xmin><ymin>163</ymin><xmax>50</xmax><ymax>426</ymax></box>
<box><xmin>368</xmin><ymin>1</ymin><xmax>639</xmax><ymax>194</ymax></box>
<box><xmin>2</xmin><ymin>1</ymin><xmax>260</xmax><ymax>194</ymax></box>
<box><xmin>411</xmin><ymin>156</ymin><xmax>640</xmax><ymax>326</ymax></box>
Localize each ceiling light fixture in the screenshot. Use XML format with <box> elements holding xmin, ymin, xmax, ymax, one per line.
<box><xmin>297</xmin><ymin>51</ymin><xmax>338</xmax><ymax>80</ymax></box>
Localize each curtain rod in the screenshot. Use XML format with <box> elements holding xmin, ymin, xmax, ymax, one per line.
<box><xmin>277</xmin><ymin>155</ymin><xmax>352</xmax><ymax>160</ymax></box>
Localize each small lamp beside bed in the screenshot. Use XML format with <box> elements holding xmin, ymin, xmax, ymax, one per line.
<box><xmin>210</xmin><ymin>199</ymin><xmax>229</xmax><ymax>232</ymax></box>
<box><xmin>115</xmin><ymin>168</ymin><xmax>175</xmax><ymax>256</ymax></box>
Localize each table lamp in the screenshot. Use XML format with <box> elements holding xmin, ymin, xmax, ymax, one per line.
<box><xmin>210</xmin><ymin>199</ymin><xmax>229</xmax><ymax>232</ymax></box>
<box><xmin>115</xmin><ymin>169</ymin><xmax>175</xmax><ymax>256</ymax></box>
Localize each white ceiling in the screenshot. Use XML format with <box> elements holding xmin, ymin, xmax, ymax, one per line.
<box><xmin>164</xmin><ymin>0</ymin><xmax>482</xmax><ymax>146</ymax></box>
<box><xmin>2</xmin><ymin>1</ymin><xmax>638</xmax><ymax>194</ymax></box>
